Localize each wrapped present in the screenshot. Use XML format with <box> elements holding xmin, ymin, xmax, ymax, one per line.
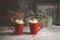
<box><xmin>39</xmin><ymin>16</ymin><xmax>53</xmax><ymax>27</ymax></box>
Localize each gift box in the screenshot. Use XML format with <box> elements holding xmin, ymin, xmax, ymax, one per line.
<box><xmin>40</xmin><ymin>16</ymin><xmax>53</xmax><ymax>27</ymax></box>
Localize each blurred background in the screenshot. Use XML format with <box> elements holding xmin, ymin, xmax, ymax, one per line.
<box><xmin>0</xmin><ymin>0</ymin><xmax>60</xmax><ymax>26</ymax></box>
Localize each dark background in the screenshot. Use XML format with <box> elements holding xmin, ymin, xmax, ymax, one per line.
<box><xmin>0</xmin><ymin>0</ymin><xmax>60</xmax><ymax>26</ymax></box>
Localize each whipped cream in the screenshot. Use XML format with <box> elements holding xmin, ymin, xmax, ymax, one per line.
<box><xmin>15</xmin><ymin>20</ymin><xmax>24</xmax><ymax>24</ymax></box>
<box><xmin>29</xmin><ymin>19</ymin><xmax>38</xmax><ymax>23</ymax></box>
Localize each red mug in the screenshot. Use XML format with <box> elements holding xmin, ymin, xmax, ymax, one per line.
<box><xmin>15</xmin><ymin>23</ymin><xmax>24</xmax><ymax>35</ymax></box>
<box><xmin>29</xmin><ymin>23</ymin><xmax>39</xmax><ymax>35</ymax></box>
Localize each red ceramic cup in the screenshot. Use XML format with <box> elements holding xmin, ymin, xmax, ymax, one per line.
<box><xmin>15</xmin><ymin>24</ymin><xmax>24</xmax><ymax>35</ymax></box>
<box><xmin>29</xmin><ymin>23</ymin><xmax>39</xmax><ymax>35</ymax></box>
